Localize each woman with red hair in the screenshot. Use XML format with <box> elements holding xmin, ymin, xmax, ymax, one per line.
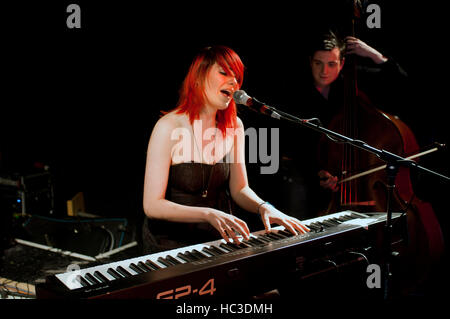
<box><xmin>142</xmin><ymin>46</ymin><xmax>309</xmax><ymax>253</ymax></box>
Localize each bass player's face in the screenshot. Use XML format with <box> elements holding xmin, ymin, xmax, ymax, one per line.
<box><xmin>310</xmin><ymin>47</ymin><xmax>344</xmax><ymax>89</ymax></box>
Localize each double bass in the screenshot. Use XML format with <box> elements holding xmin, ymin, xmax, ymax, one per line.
<box><xmin>317</xmin><ymin>0</ymin><xmax>444</xmax><ymax>286</ymax></box>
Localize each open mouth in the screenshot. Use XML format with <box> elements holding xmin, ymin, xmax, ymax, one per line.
<box><xmin>220</xmin><ymin>89</ymin><xmax>231</xmax><ymax>98</ymax></box>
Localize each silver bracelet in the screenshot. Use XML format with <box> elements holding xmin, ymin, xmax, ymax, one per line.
<box><xmin>257</xmin><ymin>201</ymin><xmax>271</xmax><ymax>214</ymax></box>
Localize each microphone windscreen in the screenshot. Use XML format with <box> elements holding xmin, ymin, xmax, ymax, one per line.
<box><xmin>233</xmin><ymin>90</ymin><xmax>250</xmax><ymax>105</ymax></box>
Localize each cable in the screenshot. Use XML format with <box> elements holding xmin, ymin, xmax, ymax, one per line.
<box><xmin>347</xmin><ymin>250</ymin><xmax>370</xmax><ymax>265</ymax></box>
<box><xmin>102</xmin><ymin>227</ymin><xmax>115</xmax><ymax>252</ymax></box>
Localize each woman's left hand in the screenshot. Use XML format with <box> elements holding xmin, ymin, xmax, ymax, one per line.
<box><xmin>259</xmin><ymin>203</ymin><xmax>310</xmax><ymax>235</ymax></box>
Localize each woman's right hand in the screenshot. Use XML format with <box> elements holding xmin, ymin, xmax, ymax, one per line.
<box><xmin>205</xmin><ymin>208</ymin><xmax>250</xmax><ymax>244</ymax></box>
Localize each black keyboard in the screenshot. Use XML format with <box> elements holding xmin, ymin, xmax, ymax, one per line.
<box><xmin>36</xmin><ymin>210</ymin><xmax>403</xmax><ymax>299</ymax></box>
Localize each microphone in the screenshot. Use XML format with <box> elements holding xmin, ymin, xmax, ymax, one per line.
<box><xmin>233</xmin><ymin>90</ymin><xmax>281</xmax><ymax>119</ymax></box>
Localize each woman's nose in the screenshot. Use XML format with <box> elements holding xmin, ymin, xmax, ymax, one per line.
<box><xmin>229</xmin><ymin>77</ymin><xmax>238</xmax><ymax>90</ymax></box>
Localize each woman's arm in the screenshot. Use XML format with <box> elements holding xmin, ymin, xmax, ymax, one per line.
<box><xmin>229</xmin><ymin>118</ymin><xmax>310</xmax><ymax>235</ymax></box>
<box><xmin>142</xmin><ymin>114</ymin><xmax>250</xmax><ymax>242</ymax></box>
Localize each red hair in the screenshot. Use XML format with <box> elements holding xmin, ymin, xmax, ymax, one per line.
<box><xmin>173</xmin><ymin>46</ymin><xmax>244</xmax><ymax>136</ymax></box>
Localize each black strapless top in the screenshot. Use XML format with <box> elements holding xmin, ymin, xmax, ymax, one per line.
<box><xmin>143</xmin><ymin>158</ymin><xmax>232</xmax><ymax>253</ymax></box>
<box><xmin>167</xmin><ymin>160</ymin><xmax>231</xmax><ymax>212</ymax></box>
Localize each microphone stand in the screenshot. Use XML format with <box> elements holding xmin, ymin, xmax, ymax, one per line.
<box><xmin>262</xmin><ymin>104</ymin><xmax>450</xmax><ymax>300</ymax></box>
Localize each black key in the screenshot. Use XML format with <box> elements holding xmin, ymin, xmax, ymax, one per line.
<box><xmin>76</xmin><ymin>275</ymin><xmax>90</xmax><ymax>287</ymax></box>
<box><xmin>107</xmin><ymin>268</ymin><xmax>122</xmax><ymax>280</ymax></box>
<box><xmin>202</xmin><ymin>247</ymin><xmax>218</xmax><ymax>257</ymax></box>
<box><xmin>137</xmin><ymin>261</ymin><xmax>152</xmax><ymax>272</ymax></box>
<box><xmin>260</xmin><ymin>234</ymin><xmax>277</xmax><ymax>241</ymax></box>
<box><xmin>85</xmin><ymin>273</ymin><xmax>100</xmax><ymax>285</ymax></box>
<box><xmin>209</xmin><ymin>245</ymin><xmax>226</xmax><ymax>255</ymax></box>
<box><xmin>338</xmin><ymin>215</ymin><xmax>353</xmax><ymax>221</ymax></box>
<box><xmin>272</xmin><ymin>231</ymin><xmax>288</xmax><ymax>238</ymax></box>
<box><xmin>191</xmin><ymin>249</ymin><xmax>209</xmax><ymax>260</ymax></box>
<box><xmin>228</xmin><ymin>242</ymin><xmax>244</xmax><ymax>250</ymax></box>
<box><xmin>241</xmin><ymin>240</ymin><xmax>257</xmax><ymax>247</ymax></box>
<box><xmin>278</xmin><ymin>230</ymin><xmax>294</xmax><ymax>237</ymax></box>
<box><xmin>145</xmin><ymin>259</ymin><xmax>161</xmax><ymax>270</ymax></box>
<box><xmin>316</xmin><ymin>221</ymin><xmax>330</xmax><ymax>229</ymax></box>
<box><xmin>202</xmin><ymin>247</ymin><xmax>219</xmax><ymax>256</ymax></box>
<box><xmin>166</xmin><ymin>255</ymin><xmax>182</xmax><ymax>265</ymax></box>
<box><xmin>321</xmin><ymin>220</ymin><xmax>336</xmax><ymax>227</ymax></box>
<box><xmin>255</xmin><ymin>235</ymin><xmax>272</xmax><ymax>243</ymax></box>
<box><xmin>236</xmin><ymin>241</ymin><xmax>252</xmax><ymax>248</ymax></box>
<box><xmin>116</xmin><ymin>266</ymin><xmax>132</xmax><ymax>277</ymax></box>
<box><xmin>219</xmin><ymin>243</ymin><xmax>235</xmax><ymax>251</ymax></box>
<box><xmin>248</xmin><ymin>238</ymin><xmax>265</xmax><ymax>245</ymax></box>
<box><xmin>266</xmin><ymin>233</ymin><xmax>282</xmax><ymax>240</ymax></box>
<box><xmin>157</xmin><ymin>257</ymin><xmax>174</xmax><ymax>267</ymax></box>
<box><xmin>306</xmin><ymin>224</ymin><xmax>319</xmax><ymax>232</ymax></box>
<box><xmin>309</xmin><ymin>222</ymin><xmax>320</xmax><ymax>228</ymax></box>
<box><xmin>177</xmin><ymin>252</ymin><xmax>195</xmax><ymax>263</ymax></box>
<box><xmin>310</xmin><ymin>222</ymin><xmax>326</xmax><ymax>231</ymax></box>
<box><xmin>330</xmin><ymin>217</ymin><xmax>343</xmax><ymax>224</ymax></box>
<box><xmin>243</xmin><ymin>238</ymin><xmax>257</xmax><ymax>246</ymax></box>
<box><xmin>184</xmin><ymin>251</ymin><xmax>200</xmax><ymax>261</ymax></box>
<box><xmin>129</xmin><ymin>263</ymin><xmax>144</xmax><ymax>274</ymax></box>
<box><xmin>94</xmin><ymin>271</ymin><xmax>110</xmax><ymax>283</ymax></box>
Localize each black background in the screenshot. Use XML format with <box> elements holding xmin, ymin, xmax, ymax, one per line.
<box><xmin>1</xmin><ymin>0</ymin><xmax>448</xmax><ymax>239</ymax></box>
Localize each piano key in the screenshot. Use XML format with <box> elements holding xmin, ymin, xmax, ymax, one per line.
<box><xmin>311</xmin><ymin>222</ymin><xmax>327</xmax><ymax>230</ymax></box>
<box><xmin>306</xmin><ymin>224</ymin><xmax>320</xmax><ymax>232</ymax></box>
<box><xmin>330</xmin><ymin>217</ymin><xmax>343</xmax><ymax>224</ymax></box>
<box><xmin>184</xmin><ymin>251</ymin><xmax>201</xmax><ymax>261</ymax></box>
<box><xmin>84</xmin><ymin>273</ymin><xmax>100</xmax><ymax>285</ymax></box>
<box><xmin>50</xmin><ymin>210</ymin><xmax>383</xmax><ymax>291</ymax></box>
<box><xmin>266</xmin><ymin>233</ymin><xmax>283</xmax><ymax>241</ymax></box>
<box><xmin>157</xmin><ymin>257</ymin><xmax>174</xmax><ymax>267</ymax></box>
<box><xmin>323</xmin><ymin>219</ymin><xmax>340</xmax><ymax>226</ymax></box>
<box><xmin>202</xmin><ymin>246</ymin><xmax>220</xmax><ymax>257</ymax></box>
<box><xmin>107</xmin><ymin>268</ymin><xmax>123</xmax><ymax>280</ymax></box>
<box><xmin>94</xmin><ymin>271</ymin><xmax>110</xmax><ymax>283</ymax></box>
<box><xmin>219</xmin><ymin>243</ymin><xmax>237</xmax><ymax>252</ymax></box>
<box><xmin>137</xmin><ymin>261</ymin><xmax>153</xmax><ymax>272</ymax></box>
<box><xmin>255</xmin><ymin>235</ymin><xmax>272</xmax><ymax>243</ymax></box>
<box><xmin>116</xmin><ymin>266</ymin><xmax>132</xmax><ymax>278</ymax></box>
<box><xmin>191</xmin><ymin>249</ymin><xmax>210</xmax><ymax>260</ymax></box>
<box><xmin>145</xmin><ymin>260</ymin><xmax>161</xmax><ymax>270</ymax></box>
<box><xmin>271</xmin><ymin>231</ymin><xmax>288</xmax><ymax>239</ymax></box>
<box><xmin>76</xmin><ymin>275</ymin><xmax>90</xmax><ymax>287</ymax></box>
<box><xmin>277</xmin><ymin>230</ymin><xmax>294</xmax><ymax>237</ymax></box>
<box><xmin>229</xmin><ymin>242</ymin><xmax>246</xmax><ymax>250</ymax></box>
<box><xmin>245</xmin><ymin>239</ymin><xmax>261</xmax><ymax>247</ymax></box>
<box><xmin>337</xmin><ymin>215</ymin><xmax>353</xmax><ymax>221</ymax></box>
<box><xmin>129</xmin><ymin>263</ymin><xmax>145</xmax><ymax>274</ymax></box>
<box><xmin>176</xmin><ymin>252</ymin><xmax>195</xmax><ymax>263</ymax></box>
<box><xmin>166</xmin><ymin>255</ymin><xmax>183</xmax><ymax>265</ymax></box>
<box><xmin>208</xmin><ymin>245</ymin><xmax>227</xmax><ymax>255</ymax></box>
<box><xmin>260</xmin><ymin>234</ymin><xmax>277</xmax><ymax>241</ymax></box>
<box><xmin>236</xmin><ymin>241</ymin><xmax>253</xmax><ymax>248</ymax></box>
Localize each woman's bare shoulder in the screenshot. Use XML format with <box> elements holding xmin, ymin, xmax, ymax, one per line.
<box><xmin>236</xmin><ymin>116</ymin><xmax>245</xmax><ymax>129</ymax></box>
<box><xmin>153</xmin><ymin>111</ymin><xmax>187</xmax><ymax>133</ymax></box>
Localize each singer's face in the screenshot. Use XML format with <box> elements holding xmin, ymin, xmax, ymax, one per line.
<box><xmin>310</xmin><ymin>48</ymin><xmax>344</xmax><ymax>89</ymax></box>
<box><xmin>203</xmin><ymin>63</ymin><xmax>238</xmax><ymax>111</ymax></box>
